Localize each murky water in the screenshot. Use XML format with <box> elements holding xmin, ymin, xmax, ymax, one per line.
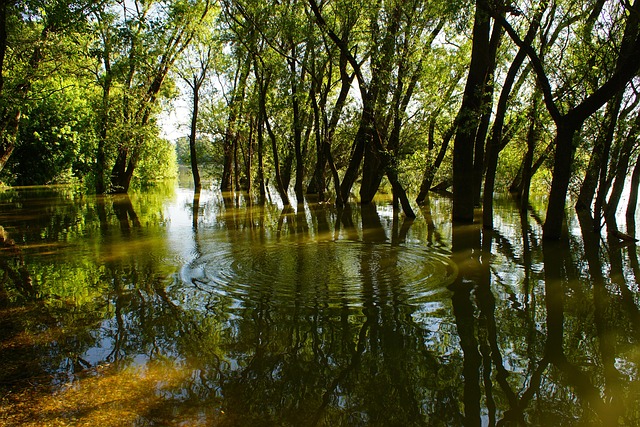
<box><xmin>0</xmin><ymin>183</ymin><xmax>639</xmax><ymax>426</ymax></box>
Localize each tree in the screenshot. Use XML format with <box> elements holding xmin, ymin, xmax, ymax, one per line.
<box><xmin>452</xmin><ymin>0</ymin><xmax>493</xmax><ymax>223</ymax></box>
<box><xmin>177</xmin><ymin>29</ymin><xmax>218</xmax><ymax>189</ymax></box>
<box><xmin>108</xmin><ymin>0</ymin><xmax>212</xmax><ymax>193</ymax></box>
<box><xmin>496</xmin><ymin>1</ymin><xmax>640</xmax><ymax>239</ymax></box>
<box><xmin>0</xmin><ymin>0</ymin><xmax>92</xmax><ymax>175</ymax></box>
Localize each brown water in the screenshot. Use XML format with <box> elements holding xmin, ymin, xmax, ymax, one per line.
<box><xmin>0</xmin><ymin>184</ymin><xmax>639</xmax><ymax>426</ymax></box>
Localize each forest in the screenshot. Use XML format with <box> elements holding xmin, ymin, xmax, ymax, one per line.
<box><xmin>1</xmin><ymin>0</ymin><xmax>640</xmax><ymax>241</ymax></box>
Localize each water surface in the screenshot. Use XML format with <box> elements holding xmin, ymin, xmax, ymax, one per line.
<box><xmin>0</xmin><ymin>184</ymin><xmax>639</xmax><ymax>426</ymax></box>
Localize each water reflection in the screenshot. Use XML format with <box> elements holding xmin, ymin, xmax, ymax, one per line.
<box><xmin>0</xmin><ymin>185</ymin><xmax>639</xmax><ymax>426</ymax></box>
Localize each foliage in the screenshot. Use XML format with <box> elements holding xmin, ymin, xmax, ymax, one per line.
<box><xmin>3</xmin><ymin>79</ymin><xmax>98</xmax><ymax>185</ymax></box>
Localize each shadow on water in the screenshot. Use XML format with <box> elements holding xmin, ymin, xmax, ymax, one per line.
<box><xmin>0</xmin><ymin>185</ymin><xmax>639</xmax><ymax>426</ymax></box>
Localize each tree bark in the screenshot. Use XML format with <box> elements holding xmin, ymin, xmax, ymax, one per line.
<box><xmin>472</xmin><ymin>19</ymin><xmax>503</xmax><ymax>207</ymax></box>
<box><xmin>543</xmin><ymin>123</ymin><xmax>578</xmax><ymax>240</ymax></box>
<box><xmin>289</xmin><ymin>50</ymin><xmax>305</xmax><ymax>203</ymax></box>
<box><xmin>604</xmin><ymin>111</ymin><xmax>640</xmax><ymax>230</ymax></box>
<box><xmin>189</xmin><ymin>75</ymin><xmax>202</xmax><ymax>189</ymax></box>
<box><xmin>626</xmin><ymin>155</ymin><xmax>640</xmax><ymax>236</ymax></box>
<box><xmin>453</xmin><ymin>0</ymin><xmax>491</xmax><ymax>223</ymax></box>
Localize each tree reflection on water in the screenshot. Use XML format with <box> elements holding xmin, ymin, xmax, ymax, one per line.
<box><xmin>0</xmin><ymin>185</ymin><xmax>639</xmax><ymax>426</ymax></box>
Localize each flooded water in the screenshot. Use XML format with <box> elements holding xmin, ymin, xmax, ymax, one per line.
<box><xmin>0</xmin><ymin>183</ymin><xmax>639</xmax><ymax>426</ymax></box>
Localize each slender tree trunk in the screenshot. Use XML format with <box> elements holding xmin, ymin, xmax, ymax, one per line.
<box><xmin>222</xmin><ymin>55</ymin><xmax>250</xmax><ymax>191</ymax></box>
<box><xmin>233</xmin><ymin>135</ymin><xmax>240</xmax><ymax>191</ymax></box>
<box><xmin>520</xmin><ymin>96</ymin><xmax>540</xmax><ymax>212</ymax></box>
<box><xmin>246</xmin><ymin>118</ymin><xmax>253</xmax><ymax>194</ymax></box>
<box><xmin>340</xmin><ymin>120</ymin><xmax>368</xmax><ymax>202</ymax></box>
<box><xmin>0</xmin><ymin>110</ymin><xmax>18</xmax><ymax>172</ymax></box>
<box><xmin>260</xmin><ymin>72</ymin><xmax>290</xmax><ymax>206</ymax></box>
<box><xmin>308</xmin><ymin>76</ymin><xmax>326</xmax><ymax>198</ymax></box>
<box><xmin>604</xmin><ymin>112</ymin><xmax>639</xmax><ymax>230</ymax></box>
<box><xmin>289</xmin><ymin>53</ymin><xmax>305</xmax><ymax>203</ymax></box>
<box><xmin>189</xmin><ymin>76</ymin><xmax>202</xmax><ymax>189</ymax></box>
<box><xmin>626</xmin><ymin>156</ymin><xmax>640</xmax><ymax>235</ymax></box>
<box><xmin>257</xmin><ymin>108</ymin><xmax>266</xmax><ymax>203</ymax></box>
<box><xmin>576</xmin><ymin>95</ymin><xmax>622</xmax><ymax>212</ymax></box>
<box><xmin>96</xmin><ymin>72</ymin><xmax>111</xmax><ymax>194</ymax></box>
<box><xmin>416</xmin><ymin>116</ymin><xmax>457</xmax><ymax>204</ymax></box>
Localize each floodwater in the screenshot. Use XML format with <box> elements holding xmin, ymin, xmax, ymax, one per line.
<box><xmin>0</xmin><ymin>183</ymin><xmax>638</xmax><ymax>426</ymax></box>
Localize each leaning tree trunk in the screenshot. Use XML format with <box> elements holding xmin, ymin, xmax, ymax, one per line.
<box><xmin>576</xmin><ymin>94</ymin><xmax>622</xmax><ymax>213</ymax></box>
<box><xmin>604</xmin><ymin>111</ymin><xmax>639</xmax><ymax>231</ymax></box>
<box><xmin>416</xmin><ymin>120</ymin><xmax>456</xmax><ymax>204</ymax></box>
<box><xmin>482</xmin><ymin>13</ymin><xmax>537</xmax><ymax>228</ymax></box>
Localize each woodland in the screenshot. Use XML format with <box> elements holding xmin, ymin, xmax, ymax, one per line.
<box><xmin>1</xmin><ymin>0</ymin><xmax>640</xmax><ymax>241</ymax></box>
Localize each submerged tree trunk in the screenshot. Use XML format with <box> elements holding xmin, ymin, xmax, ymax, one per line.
<box><xmin>453</xmin><ymin>0</ymin><xmax>491</xmax><ymax>223</ymax></box>
<box><xmin>543</xmin><ymin>123</ymin><xmax>579</xmax><ymax>240</ymax></box>
<box><xmin>289</xmin><ymin>50</ymin><xmax>305</xmax><ymax>203</ymax></box>
<box><xmin>472</xmin><ymin>20</ymin><xmax>503</xmax><ymax>207</ymax></box>
<box><xmin>519</xmin><ymin>96</ymin><xmax>540</xmax><ymax>213</ymax></box>
<box><xmin>626</xmin><ymin>156</ymin><xmax>640</xmax><ymax>236</ymax></box>
<box><xmin>576</xmin><ymin>95</ymin><xmax>622</xmax><ymax>213</ymax></box>
<box><xmin>259</xmin><ymin>71</ymin><xmax>290</xmax><ymax>206</ymax></box>
<box><xmin>189</xmin><ymin>74</ymin><xmax>202</xmax><ymax>190</ymax></box>
<box><xmin>604</xmin><ymin>111</ymin><xmax>640</xmax><ymax>231</ymax></box>
<box><xmin>222</xmin><ymin>54</ymin><xmax>251</xmax><ymax>191</ymax></box>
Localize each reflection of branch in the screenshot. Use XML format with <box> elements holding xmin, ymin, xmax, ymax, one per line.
<box><xmin>309</xmin><ymin>320</ymin><xmax>370</xmax><ymax>426</ymax></box>
<box><xmin>543</xmin><ymin>240</ymin><xmax>610</xmax><ymax>418</ymax></box>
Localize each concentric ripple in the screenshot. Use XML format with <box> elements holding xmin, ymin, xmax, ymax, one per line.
<box><xmin>180</xmin><ymin>240</ymin><xmax>457</xmax><ymax>310</ymax></box>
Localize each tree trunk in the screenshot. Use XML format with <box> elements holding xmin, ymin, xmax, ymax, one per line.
<box><xmin>257</xmin><ymin>109</ymin><xmax>266</xmax><ymax>203</ymax></box>
<box><xmin>519</xmin><ymin>97</ymin><xmax>540</xmax><ymax>213</ymax></box>
<box><xmin>626</xmin><ymin>155</ymin><xmax>640</xmax><ymax>235</ymax></box>
<box><xmin>583</xmin><ymin>94</ymin><xmax>625</xmax><ymax>233</ymax></box>
<box><xmin>543</xmin><ymin>123</ymin><xmax>578</xmax><ymax>240</ymax></box>
<box><xmin>482</xmin><ymin>14</ymin><xmax>537</xmax><ymax>227</ymax></box>
<box><xmin>472</xmin><ymin>20</ymin><xmax>503</xmax><ymax>207</ymax></box>
<box><xmin>289</xmin><ymin>54</ymin><xmax>305</xmax><ymax>203</ymax></box>
<box><xmin>0</xmin><ymin>110</ymin><xmax>19</xmax><ymax>173</ymax></box>
<box><xmin>246</xmin><ymin>118</ymin><xmax>253</xmax><ymax>194</ymax></box>
<box><xmin>340</xmin><ymin>120</ymin><xmax>368</xmax><ymax>202</ymax></box>
<box><xmin>453</xmin><ymin>0</ymin><xmax>491</xmax><ymax>223</ymax></box>
<box><xmin>261</xmin><ymin>73</ymin><xmax>290</xmax><ymax>206</ymax></box>
<box><xmin>222</xmin><ymin>55</ymin><xmax>250</xmax><ymax>191</ymax></box>
<box><xmin>96</xmin><ymin>72</ymin><xmax>111</xmax><ymax>194</ymax></box>
<box><xmin>189</xmin><ymin>76</ymin><xmax>201</xmax><ymax>189</ymax></box>
<box><xmin>604</xmin><ymin>112</ymin><xmax>639</xmax><ymax>230</ymax></box>
<box><xmin>416</xmin><ymin>116</ymin><xmax>457</xmax><ymax>204</ymax></box>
